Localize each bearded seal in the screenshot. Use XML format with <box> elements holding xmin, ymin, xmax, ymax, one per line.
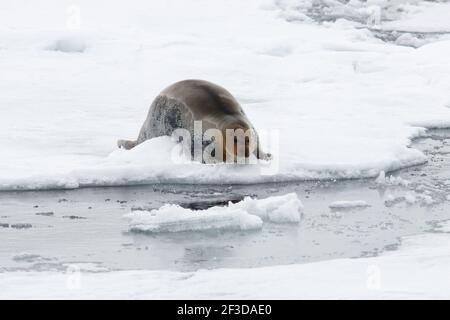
<box><xmin>118</xmin><ymin>79</ymin><xmax>271</xmax><ymax>162</ymax></box>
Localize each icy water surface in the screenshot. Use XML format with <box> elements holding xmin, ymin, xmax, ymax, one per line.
<box><xmin>1</xmin><ymin>129</ymin><xmax>450</xmax><ymax>272</ymax></box>
<box><xmin>276</xmin><ymin>0</ymin><xmax>450</xmax><ymax>47</ymax></box>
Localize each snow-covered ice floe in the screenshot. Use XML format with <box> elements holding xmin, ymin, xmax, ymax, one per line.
<box><xmin>384</xmin><ymin>193</ymin><xmax>434</xmax><ymax>207</ymax></box>
<box><xmin>2</xmin><ymin>231</ymin><xmax>450</xmax><ymax>299</ymax></box>
<box><xmin>1</xmin><ymin>0</ymin><xmax>450</xmax><ymax>190</ymax></box>
<box><xmin>125</xmin><ymin>193</ymin><xmax>303</xmax><ymax>233</ymax></box>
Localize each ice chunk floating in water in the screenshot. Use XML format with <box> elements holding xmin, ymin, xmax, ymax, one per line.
<box><xmin>126</xmin><ymin>205</ymin><xmax>263</xmax><ymax>233</ymax></box>
<box><xmin>234</xmin><ymin>192</ymin><xmax>303</xmax><ymax>223</ymax></box>
<box><xmin>124</xmin><ymin>193</ymin><xmax>303</xmax><ymax>233</ymax></box>
<box><xmin>329</xmin><ymin>200</ymin><xmax>370</xmax><ymax>209</ymax></box>
<box><xmin>375</xmin><ymin>171</ymin><xmax>410</xmax><ymax>187</ymax></box>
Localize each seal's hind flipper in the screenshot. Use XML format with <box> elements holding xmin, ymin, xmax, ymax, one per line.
<box><xmin>117</xmin><ymin>139</ymin><xmax>137</xmax><ymax>150</ymax></box>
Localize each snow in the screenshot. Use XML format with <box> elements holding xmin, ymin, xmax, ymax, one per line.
<box><xmin>384</xmin><ymin>192</ymin><xmax>434</xmax><ymax>207</ymax></box>
<box><xmin>418</xmin><ymin>194</ymin><xmax>434</xmax><ymax>206</ymax></box>
<box><xmin>1</xmin><ymin>0</ymin><xmax>450</xmax><ymax>300</ymax></box>
<box><xmin>375</xmin><ymin>171</ymin><xmax>410</xmax><ymax>186</ymax></box>
<box><xmin>46</xmin><ymin>35</ymin><xmax>89</xmax><ymax>53</ymax></box>
<box><xmin>2</xmin><ymin>231</ymin><xmax>450</xmax><ymax>299</ymax></box>
<box><xmin>329</xmin><ymin>200</ymin><xmax>370</xmax><ymax>209</ymax></box>
<box><xmin>404</xmin><ymin>193</ymin><xmax>417</xmax><ymax>204</ymax></box>
<box><xmin>1</xmin><ymin>0</ymin><xmax>450</xmax><ymax>190</ymax></box>
<box><xmin>394</xmin><ymin>33</ymin><xmax>428</xmax><ymax>48</ymax></box>
<box><xmin>233</xmin><ymin>192</ymin><xmax>303</xmax><ymax>223</ymax></box>
<box><xmin>125</xmin><ymin>193</ymin><xmax>302</xmax><ymax>233</ymax></box>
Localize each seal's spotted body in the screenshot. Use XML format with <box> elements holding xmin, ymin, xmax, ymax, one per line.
<box><xmin>137</xmin><ymin>95</ymin><xmax>194</xmax><ymax>144</ymax></box>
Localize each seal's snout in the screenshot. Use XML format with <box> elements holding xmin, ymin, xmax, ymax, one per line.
<box><xmin>224</xmin><ymin>126</ymin><xmax>257</xmax><ymax>161</ymax></box>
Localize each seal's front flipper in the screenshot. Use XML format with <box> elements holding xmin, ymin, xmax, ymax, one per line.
<box><xmin>257</xmin><ymin>149</ymin><xmax>272</xmax><ymax>161</ymax></box>
<box><xmin>117</xmin><ymin>139</ymin><xmax>137</xmax><ymax>150</ymax></box>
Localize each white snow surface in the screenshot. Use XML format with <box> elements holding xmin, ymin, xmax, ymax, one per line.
<box><xmin>2</xmin><ymin>231</ymin><xmax>450</xmax><ymax>299</ymax></box>
<box><xmin>1</xmin><ymin>0</ymin><xmax>450</xmax><ymax>190</ymax></box>
<box><xmin>125</xmin><ymin>193</ymin><xmax>302</xmax><ymax>233</ymax></box>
